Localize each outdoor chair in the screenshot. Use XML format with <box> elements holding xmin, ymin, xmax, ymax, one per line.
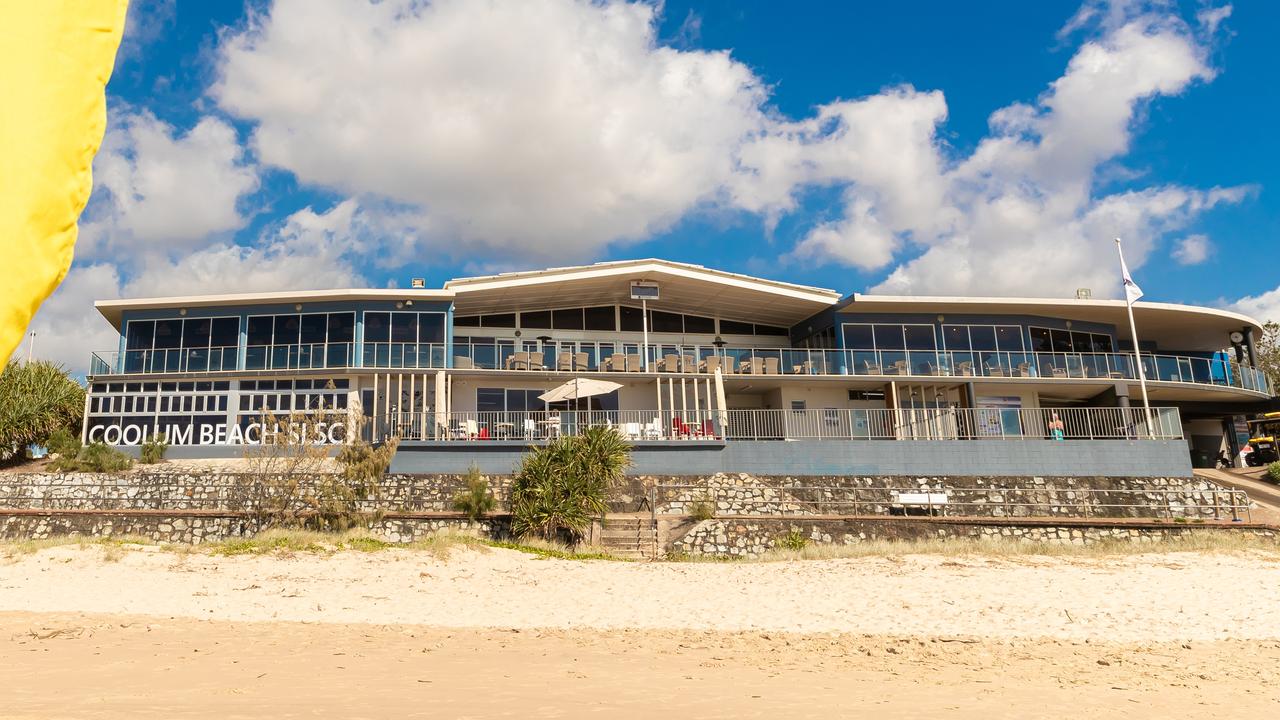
<box><xmin>605</xmin><ymin>353</ymin><xmax>626</xmax><ymax>371</ymax></box>
<box><xmin>1015</xmin><ymin>362</ymin><xmax>1032</xmax><ymax>377</ymax></box>
<box><xmin>626</xmin><ymin>354</ymin><xmax>642</xmax><ymax>372</ymax></box>
<box><xmin>791</xmin><ymin>360</ymin><xmax>813</xmax><ymax>374</ymax></box>
<box><xmin>1047</xmin><ymin>365</ymin><xmax>1067</xmax><ymax>378</ymax></box>
<box><xmin>681</xmin><ymin>354</ymin><xmax>696</xmax><ymax>372</ymax></box>
<box><xmin>862</xmin><ymin>359</ymin><xmax>882</xmax><ymax>375</ymax></box>
<box><xmin>573</xmin><ymin>352</ymin><xmax>589</xmax><ymax>371</ymax></box>
<box><xmin>955</xmin><ymin>360</ymin><xmax>973</xmax><ymax>376</ymax></box>
<box><xmin>763</xmin><ymin>357</ymin><xmax>780</xmax><ymax>374</ymax></box>
<box><xmin>702</xmin><ymin>355</ymin><xmax>722</xmax><ymax>374</ymax></box>
<box><xmin>623</xmin><ymin>422</ymin><xmax>643</xmax><ymax>439</ymax></box>
<box><xmin>739</xmin><ymin>357</ymin><xmax>763</xmax><ymax>374</ymax></box>
<box><xmin>985</xmin><ymin>362</ymin><xmax>1006</xmax><ymax>377</ymax></box>
<box><xmin>888</xmin><ymin>360</ymin><xmax>908</xmax><ymax>375</ymax></box>
<box><xmin>556</xmin><ymin>352</ymin><xmax>574</xmax><ymax>371</ymax></box>
<box><xmin>452</xmin><ymin>356</ymin><xmax>474</xmax><ymax>369</ymax></box>
<box><xmin>645</xmin><ymin>418</ymin><xmax>663</xmax><ymax>439</ymax></box>
<box><xmin>523</xmin><ymin>418</ymin><xmax>538</xmax><ymax>439</ymax></box>
<box><xmin>662</xmin><ymin>354</ymin><xmax>681</xmax><ymax>372</ymax></box>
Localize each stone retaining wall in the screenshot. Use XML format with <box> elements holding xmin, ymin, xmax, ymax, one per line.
<box><xmin>669</xmin><ymin>518</ymin><xmax>1279</xmax><ymax>558</ymax></box>
<box><xmin>0</xmin><ymin>511</ymin><xmax>507</xmax><ymax>545</ymax></box>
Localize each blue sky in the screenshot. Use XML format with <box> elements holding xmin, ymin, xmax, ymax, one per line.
<box><xmin>31</xmin><ymin>0</ymin><xmax>1280</xmax><ymax>369</ymax></box>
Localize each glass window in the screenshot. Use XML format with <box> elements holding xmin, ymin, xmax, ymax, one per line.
<box><xmin>521</xmin><ymin>310</ymin><xmax>551</xmax><ymax>329</ymax></box>
<box><xmin>995</xmin><ymin>326</ymin><xmax>1024</xmax><ymax>352</ymax></box>
<box><xmin>873</xmin><ymin>325</ymin><xmax>905</xmax><ymax>350</ymax></box>
<box><xmin>477</xmin><ymin>388</ymin><xmax>505</xmax><ymax>412</ymax></box>
<box><xmin>481</xmin><ymin>313</ymin><xmax>516</xmax><ymax>328</ymax></box>
<box><xmin>273</xmin><ymin>315</ymin><xmax>301</xmax><ymax>345</ymax></box>
<box><xmin>506</xmin><ymin>389</ymin><xmax>529</xmax><ymax>412</ymax></box>
<box><xmin>552</xmin><ymin>308</ymin><xmax>584</xmax><ymax>330</ymax></box>
<box><xmin>943</xmin><ymin>325</ymin><xmax>970</xmax><ymax>351</ymax></box>
<box><xmin>182</xmin><ymin>318</ymin><xmax>211</xmax><ymax>348</ymax></box>
<box><xmin>247</xmin><ymin>316</ymin><xmax>273</xmax><ymax>346</ymax></box>
<box><xmin>364</xmin><ymin>312</ymin><xmax>390</xmax><ymax>343</ymax></box>
<box><xmin>969</xmin><ymin>325</ymin><xmax>996</xmax><ymax>351</ymax></box>
<box><xmin>619</xmin><ymin>306</ymin><xmax>644</xmax><ymax>331</ymax></box>
<box><xmin>153</xmin><ymin>319</ymin><xmax>183</xmax><ymax>349</ymax></box>
<box><xmin>418</xmin><ymin>313</ymin><xmax>445</xmax><ymax>344</ymax></box>
<box><xmin>584</xmin><ymin>306</ymin><xmax>616</xmax><ymax>331</ymax></box>
<box><xmin>327</xmin><ymin>313</ymin><xmax>355</xmax><ymax>343</ymax></box>
<box><xmin>720</xmin><ymin>319</ymin><xmax>754</xmax><ymax>335</ymax></box>
<box><xmin>755</xmin><ymin>324</ymin><xmax>790</xmax><ymax>336</ymax></box>
<box><xmin>683</xmin><ymin>314</ymin><xmax>714</xmax><ymax>334</ymax></box>
<box><xmin>300</xmin><ymin>314</ymin><xmax>328</xmax><ymax>344</ymax></box>
<box><xmin>455</xmin><ymin>315</ymin><xmax>481</xmax><ymax>327</ymax></box>
<box><xmin>126</xmin><ymin>321</ymin><xmax>155</xmax><ymax>350</ymax></box>
<box><xmin>1029</xmin><ymin>327</ymin><xmax>1052</xmax><ymax>352</ymax></box>
<box><xmin>904</xmin><ymin>325</ymin><xmax>936</xmax><ymax>350</ymax></box>
<box><xmin>651</xmin><ymin>311</ymin><xmax>683</xmax><ymax>333</ymax></box>
<box><xmin>1071</xmin><ymin>331</ymin><xmax>1093</xmax><ymax>353</ymax></box>
<box><xmin>843</xmin><ymin>324</ymin><xmax>875</xmax><ymax>349</ymax></box>
<box><xmin>391</xmin><ymin>313</ymin><xmax>417</xmax><ymax>342</ymax></box>
<box><xmin>1050</xmin><ymin>329</ymin><xmax>1073</xmax><ymax>352</ymax></box>
<box><xmin>1093</xmin><ymin>334</ymin><xmax>1114</xmax><ymax>353</ymax></box>
<box><xmin>211</xmin><ymin>317</ymin><xmax>239</xmax><ymax>347</ymax></box>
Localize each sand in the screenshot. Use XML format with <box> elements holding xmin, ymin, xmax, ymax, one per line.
<box><xmin>3</xmin><ymin>545</ymin><xmax>1280</xmax><ymax>717</ymax></box>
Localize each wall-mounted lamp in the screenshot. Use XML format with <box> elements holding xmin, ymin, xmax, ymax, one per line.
<box><xmin>514</xmin><ymin>330</ymin><xmax>522</xmax><ymax>338</ymax></box>
<box><xmin>936</xmin><ymin>315</ymin><xmax>945</xmax><ymax>323</ymax></box>
<box><xmin>178</xmin><ymin>308</ymin><xmax>187</xmax><ymax>316</ymax></box>
<box><xmin>1065</xmin><ymin>320</ymin><xmax>1073</xmax><ymax>329</ymax></box>
<box><xmin>294</xmin><ymin>303</ymin><xmax>303</xmax><ymax>312</ymax></box>
<box><xmin>404</xmin><ymin>299</ymin><xmax>414</xmax><ymax>307</ymax></box>
<box><xmin>395</xmin><ymin>302</ymin><xmax>404</xmax><ymax>309</ymax></box>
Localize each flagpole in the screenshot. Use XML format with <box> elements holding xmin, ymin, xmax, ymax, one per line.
<box><xmin>1115</xmin><ymin>238</ymin><xmax>1155</xmax><ymax>438</ymax></box>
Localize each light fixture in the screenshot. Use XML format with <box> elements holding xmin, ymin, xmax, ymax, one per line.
<box><xmin>405</xmin><ymin>299</ymin><xmax>414</xmax><ymax>307</ymax></box>
<box><xmin>936</xmin><ymin>315</ymin><xmax>945</xmax><ymax>323</ymax></box>
<box><xmin>1065</xmin><ymin>320</ymin><xmax>1073</xmax><ymax>329</ymax></box>
<box><xmin>1230</xmin><ymin>331</ymin><xmax>1245</xmax><ymax>344</ymax></box>
<box><xmin>712</xmin><ymin>335</ymin><xmax>726</xmax><ymax>348</ymax></box>
<box><xmin>396</xmin><ymin>302</ymin><xmax>404</xmax><ymax>309</ymax></box>
<box><xmin>514</xmin><ymin>330</ymin><xmax>522</xmax><ymax>338</ymax></box>
<box><xmin>294</xmin><ymin>303</ymin><xmax>303</xmax><ymax>312</ymax></box>
<box><xmin>178</xmin><ymin>308</ymin><xmax>187</xmax><ymax>316</ymax></box>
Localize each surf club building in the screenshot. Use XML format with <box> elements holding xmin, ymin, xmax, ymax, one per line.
<box><xmin>84</xmin><ymin>259</ymin><xmax>1274</xmax><ymax>476</ymax></box>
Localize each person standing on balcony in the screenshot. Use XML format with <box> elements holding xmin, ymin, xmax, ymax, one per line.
<box><xmin>1049</xmin><ymin>413</ymin><xmax>1065</xmax><ymax>441</ymax></box>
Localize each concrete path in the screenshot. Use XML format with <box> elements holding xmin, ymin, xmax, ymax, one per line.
<box><xmin>1194</xmin><ymin>467</ymin><xmax>1280</xmax><ymax>524</ymax></box>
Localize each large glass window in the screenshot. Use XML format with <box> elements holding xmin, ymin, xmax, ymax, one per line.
<box><xmin>243</xmin><ymin>312</ymin><xmax>357</xmax><ymax>370</ymax></box>
<box><xmin>122</xmin><ymin>316</ymin><xmax>240</xmax><ymax>373</ymax></box>
<box><xmin>360</xmin><ymin>310</ymin><xmax>448</xmax><ymax>368</ymax></box>
<box><xmin>552</xmin><ymin>308</ymin><xmax>585</xmax><ymax>330</ymax></box>
<box><xmin>520</xmin><ymin>310</ymin><xmax>551</xmax><ymax>329</ymax></box>
<box><xmin>583</xmin><ymin>306</ymin><xmax>616</xmax><ymax>331</ymax></box>
<box><xmin>1030</xmin><ymin>326</ymin><xmax>1114</xmax><ymax>354</ymax></box>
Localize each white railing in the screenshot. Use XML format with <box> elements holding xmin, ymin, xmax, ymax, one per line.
<box><xmin>447</xmin><ymin>342</ymin><xmax>1273</xmax><ymax>395</ymax></box>
<box><xmin>368</xmin><ymin>406</ymin><xmax>1183</xmax><ymax>443</ymax></box>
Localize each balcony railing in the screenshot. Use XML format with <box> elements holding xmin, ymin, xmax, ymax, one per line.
<box><xmin>361</xmin><ymin>342</ymin><xmax>447</xmax><ymax>369</ymax></box>
<box><xmin>90</xmin><ymin>346</ymin><xmax>239</xmax><ymax>375</ymax></box>
<box><xmin>449</xmin><ymin>342</ymin><xmax>1272</xmax><ymax>394</ymax></box>
<box><xmin>369</xmin><ymin>406</ymin><xmax>1183</xmax><ymax>443</ymax></box>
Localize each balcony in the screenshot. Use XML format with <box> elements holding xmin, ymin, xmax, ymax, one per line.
<box><xmin>90</xmin><ymin>346</ymin><xmax>239</xmax><ymax>375</ymax></box>
<box><xmin>449</xmin><ymin>342</ymin><xmax>1273</xmax><ymax>395</ymax></box>
<box><xmin>370</xmin><ymin>406</ymin><xmax>1183</xmax><ymax>443</ymax></box>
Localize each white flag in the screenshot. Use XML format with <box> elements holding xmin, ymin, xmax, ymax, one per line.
<box><xmin>1115</xmin><ymin>238</ymin><xmax>1144</xmax><ymax>305</ymax></box>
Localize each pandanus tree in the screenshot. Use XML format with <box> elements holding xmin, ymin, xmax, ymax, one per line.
<box><xmin>510</xmin><ymin>424</ymin><xmax>631</xmax><ymax>543</ymax></box>
<box><xmin>0</xmin><ymin>360</ymin><xmax>84</xmax><ymax>462</ymax></box>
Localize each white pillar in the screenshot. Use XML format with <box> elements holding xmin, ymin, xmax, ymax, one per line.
<box><xmin>434</xmin><ymin>370</ymin><xmax>446</xmax><ymax>440</ymax></box>
<box><xmin>713</xmin><ymin>367</ymin><xmax>728</xmax><ymax>437</ymax></box>
<box><xmin>371</xmin><ymin>373</ymin><xmax>379</xmax><ymax>440</ymax></box>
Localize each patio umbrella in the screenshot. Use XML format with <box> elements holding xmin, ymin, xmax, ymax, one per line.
<box><xmin>537</xmin><ymin>378</ymin><xmax>622</xmax><ymax>404</ymax></box>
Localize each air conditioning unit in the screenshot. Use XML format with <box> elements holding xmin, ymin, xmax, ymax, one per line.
<box><xmin>410</xmin><ymin>277</ymin><xmax>426</xmax><ymax>289</ymax></box>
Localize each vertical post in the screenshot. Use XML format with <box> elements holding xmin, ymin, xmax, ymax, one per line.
<box><xmin>714</xmin><ymin>368</ymin><xmax>728</xmax><ymax>439</ymax></box>
<box><xmin>641</xmin><ymin>297</ymin><xmax>649</xmax><ymax>372</ymax></box>
<box><xmin>409</xmin><ymin>373</ymin><xmax>416</xmax><ymax>439</ymax></box>
<box><xmin>80</xmin><ymin>392</ymin><xmax>91</xmax><ymax>445</ymax></box>
<box><xmin>434</xmin><ymin>370</ymin><xmax>446</xmax><ymax>440</ymax></box>
<box><xmin>371</xmin><ymin>373</ymin><xmax>379</xmax><ymax>441</ymax></box>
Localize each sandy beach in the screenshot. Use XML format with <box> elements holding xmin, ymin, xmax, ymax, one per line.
<box><xmin>3</xmin><ymin>545</ymin><xmax>1280</xmax><ymax>717</ymax></box>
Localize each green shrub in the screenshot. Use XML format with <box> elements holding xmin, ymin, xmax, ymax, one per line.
<box><xmin>778</xmin><ymin>528</ymin><xmax>808</xmax><ymax>551</ymax></box>
<box><xmin>49</xmin><ymin>441</ymin><xmax>133</xmax><ymax>473</ymax></box>
<box><xmin>510</xmin><ymin>425</ymin><xmax>631</xmax><ymax>543</ymax></box>
<box><xmin>45</xmin><ymin>427</ymin><xmax>82</xmax><ymax>458</ymax></box>
<box><xmin>689</xmin><ymin>496</ymin><xmax>716</xmax><ymax>521</ymax></box>
<box><xmin>140</xmin><ymin>435</ymin><xmax>168</xmax><ymax>464</ymax></box>
<box><xmin>1268</xmin><ymin>462</ymin><xmax>1280</xmax><ymax>483</ymax></box>
<box><xmin>453</xmin><ymin>465</ymin><xmax>496</xmax><ymax>521</ymax></box>
<box><xmin>0</xmin><ymin>360</ymin><xmax>85</xmax><ymax>462</ymax></box>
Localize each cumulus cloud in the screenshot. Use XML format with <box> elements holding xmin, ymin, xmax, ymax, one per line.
<box><xmin>1172</xmin><ymin>233</ymin><xmax>1211</xmax><ymax>265</ymax></box>
<box><xmin>80</xmin><ymin>111</ymin><xmax>260</xmax><ymax>258</ymax></box>
<box><xmin>1233</xmin><ymin>288</ymin><xmax>1280</xmax><ymax>326</ymax></box>
<box><xmin>750</xmin><ymin>4</ymin><xmax>1243</xmax><ymax>297</ymax></box>
<box><xmin>214</xmin><ymin>0</ymin><xmax>768</xmax><ymax>261</ymax></box>
<box><xmin>30</xmin><ymin>202</ymin><xmax>372</xmax><ymax>373</ymax></box>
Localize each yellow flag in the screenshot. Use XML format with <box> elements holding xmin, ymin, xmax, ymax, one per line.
<box><xmin>0</xmin><ymin>1</ymin><xmax>130</xmax><ymax>365</ymax></box>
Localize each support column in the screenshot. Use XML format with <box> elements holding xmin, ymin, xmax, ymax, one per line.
<box><xmin>371</xmin><ymin>374</ymin><xmax>379</xmax><ymax>440</ymax></box>
<box><xmin>434</xmin><ymin>370</ymin><xmax>446</xmax><ymax>440</ymax></box>
<box><xmin>1243</xmin><ymin>325</ymin><xmax>1258</xmax><ymax>367</ymax></box>
<box><xmin>713</xmin><ymin>368</ymin><xmax>728</xmax><ymax>437</ymax></box>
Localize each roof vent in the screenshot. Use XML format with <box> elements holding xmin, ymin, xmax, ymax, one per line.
<box><xmin>1075</xmin><ymin>288</ymin><xmax>1092</xmax><ymax>299</ymax></box>
<box><xmin>411</xmin><ymin>278</ymin><xmax>426</xmax><ymax>289</ymax></box>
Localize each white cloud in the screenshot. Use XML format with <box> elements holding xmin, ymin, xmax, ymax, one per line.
<box><xmin>745</xmin><ymin>4</ymin><xmax>1244</xmax><ymax>298</ymax></box>
<box><xmin>1233</xmin><ymin>288</ymin><xmax>1280</xmax><ymax>326</ymax></box>
<box><xmin>30</xmin><ymin>202</ymin><xmax>373</xmax><ymax>373</ymax></box>
<box><xmin>80</xmin><ymin>111</ymin><xmax>259</xmax><ymax>258</ymax></box>
<box><xmin>214</xmin><ymin>0</ymin><xmax>769</xmax><ymax>261</ymax></box>
<box><xmin>1172</xmin><ymin>233</ymin><xmax>1211</xmax><ymax>265</ymax></box>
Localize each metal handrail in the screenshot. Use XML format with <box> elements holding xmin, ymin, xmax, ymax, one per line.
<box><xmin>367</xmin><ymin>406</ymin><xmax>1183</xmax><ymax>443</ymax></box>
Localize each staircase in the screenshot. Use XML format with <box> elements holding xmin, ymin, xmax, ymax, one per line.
<box><xmin>598</xmin><ymin>516</ymin><xmax>651</xmax><ymax>560</ymax></box>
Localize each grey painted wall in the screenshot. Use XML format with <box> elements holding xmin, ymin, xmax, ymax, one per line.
<box><xmin>389</xmin><ymin>439</ymin><xmax>1193</xmax><ymax>478</ymax></box>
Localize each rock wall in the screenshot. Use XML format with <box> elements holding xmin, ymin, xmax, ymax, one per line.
<box><xmin>670</xmin><ymin>518</ymin><xmax>1280</xmax><ymax>558</ymax></box>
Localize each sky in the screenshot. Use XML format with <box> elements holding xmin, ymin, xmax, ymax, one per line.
<box><xmin>25</xmin><ymin>0</ymin><xmax>1280</xmax><ymax>372</ymax></box>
